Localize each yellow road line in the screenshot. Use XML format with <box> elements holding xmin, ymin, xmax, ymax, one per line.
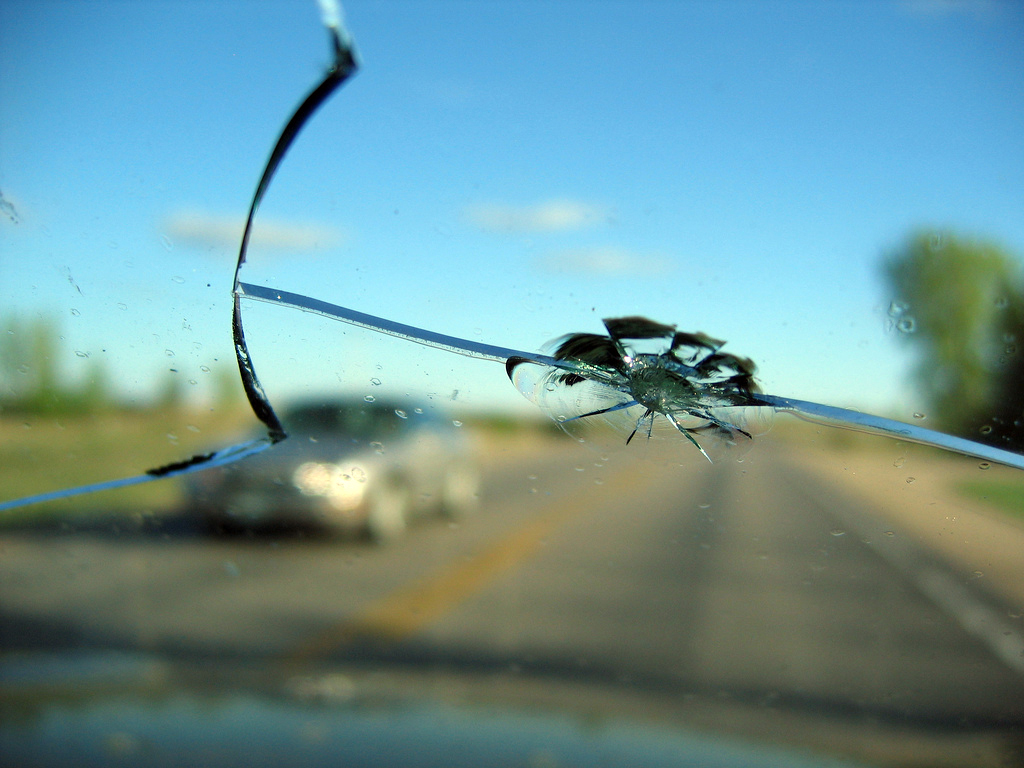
<box><xmin>281</xmin><ymin>459</ymin><xmax>651</xmax><ymax>668</ymax></box>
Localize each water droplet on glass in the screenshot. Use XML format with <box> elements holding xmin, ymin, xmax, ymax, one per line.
<box><xmin>370</xmin><ymin>377</ymin><xmax>381</xmax><ymax>386</ymax></box>
<box><xmin>117</xmin><ymin>302</ymin><xmax>128</xmax><ymax>311</ymax></box>
<box><xmin>913</xmin><ymin>412</ymin><xmax>925</xmax><ymax>420</ymax></box>
<box><xmin>979</xmin><ymin>462</ymin><xmax>991</xmax><ymax>470</ymax></box>
<box><xmin>830</xmin><ymin>529</ymin><xmax>846</xmax><ymax>537</ymax></box>
<box><xmin>893</xmin><ymin>456</ymin><xmax>905</xmax><ymax>468</ymax></box>
<box><xmin>452</xmin><ymin>420</ymin><xmax>463</xmax><ymax>427</ymax></box>
<box><xmin>70</xmin><ymin>308</ymin><xmax>81</xmax><ymax>317</ymax></box>
<box><xmin>394</xmin><ymin>409</ymin><xmax>407</xmax><ymax>419</ymax></box>
<box><xmin>970</xmin><ymin>570</ymin><xmax>983</xmax><ymax>579</ymax></box>
<box><xmin>165</xmin><ymin>349</ymin><xmax>175</xmax><ymax>357</ymax></box>
<box><xmin>980</xmin><ymin>425</ymin><xmax>993</xmax><ymax>435</ymax></box>
<box><xmin>884</xmin><ymin>530</ymin><xmax>895</xmax><ymax>537</ymax></box>
<box><xmin>363</xmin><ymin>395</ymin><xmax>375</xmax><ymax>403</ymax></box>
<box><xmin>370</xmin><ymin>441</ymin><xmax>385</xmax><ymax>454</ymax></box>
<box><xmin>414</xmin><ymin>407</ymin><xmax>423</xmax><ymax>415</ymax></box>
<box><xmin>351</xmin><ymin>467</ymin><xmax>367</xmax><ymax>483</ymax></box>
<box><xmin>74</xmin><ymin>350</ymin><xmax>89</xmax><ymax>358</ymax></box>
<box><xmin>897</xmin><ymin>317</ymin><xmax>916</xmax><ymax>334</ymax></box>
<box><xmin>161</xmin><ymin>235</ymin><xmax>173</xmax><ymax>251</ymax></box>
<box><xmin>200</xmin><ymin>365</ymin><xmax>210</xmax><ymax>373</ymax></box>
<box><xmin>906</xmin><ymin>476</ymin><xmax>916</xmax><ymax>484</ymax></box>
<box><xmin>888</xmin><ymin>300</ymin><xmax>908</xmax><ymax>316</ymax></box>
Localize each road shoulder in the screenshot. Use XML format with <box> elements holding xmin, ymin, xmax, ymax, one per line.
<box><xmin>776</xmin><ymin>438</ymin><xmax>1024</xmax><ymax>610</ymax></box>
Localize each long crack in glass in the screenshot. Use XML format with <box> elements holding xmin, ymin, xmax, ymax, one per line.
<box><xmin>2</xmin><ymin>0</ymin><xmax>1022</xmax><ymax>516</ymax></box>
<box><xmin>241</xmin><ymin>284</ymin><xmax>1024</xmax><ymax>471</ymax></box>
<box><xmin>0</xmin><ymin>0</ymin><xmax>357</xmax><ymax>513</ymax></box>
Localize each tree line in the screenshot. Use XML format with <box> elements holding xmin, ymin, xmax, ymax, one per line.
<box><xmin>0</xmin><ymin>314</ymin><xmax>238</xmax><ymax>415</ymax></box>
<box><xmin>884</xmin><ymin>230</ymin><xmax>1024</xmax><ymax>451</ymax></box>
<box><xmin>3</xmin><ymin>231</ymin><xmax>1022</xmax><ymax>443</ymax></box>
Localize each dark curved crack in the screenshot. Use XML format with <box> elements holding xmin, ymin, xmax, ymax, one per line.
<box><xmin>0</xmin><ymin>7</ymin><xmax>358</xmax><ymax>513</ymax></box>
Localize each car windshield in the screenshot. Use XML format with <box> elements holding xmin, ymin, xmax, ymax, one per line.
<box><xmin>2</xmin><ymin>2</ymin><xmax>1024</xmax><ymax>767</ymax></box>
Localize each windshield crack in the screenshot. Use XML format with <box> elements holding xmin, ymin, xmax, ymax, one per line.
<box><xmin>3</xmin><ymin>0</ymin><xmax>1022</xmax><ymax>516</ymax></box>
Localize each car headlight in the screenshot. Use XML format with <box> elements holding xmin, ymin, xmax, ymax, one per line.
<box><xmin>292</xmin><ymin>462</ymin><xmax>368</xmax><ymax>510</ymax></box>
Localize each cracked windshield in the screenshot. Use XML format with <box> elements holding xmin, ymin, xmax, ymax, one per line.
<box><xmin>3</xmin><ymin>1</ymin><xmax>1024</xmax><ymax>766</ymax></box>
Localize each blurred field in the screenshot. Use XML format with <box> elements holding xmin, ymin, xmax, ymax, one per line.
<box><xmin>3</xmin><ymin>404</ymin><xmax>1023</xmax><ymax>531</ymax></box>
<box><xmin>958</xmin><ymin>478</ymin><xmax>1024</xmax><ymax>522</ymax></box>
<box><xmin>0</xmin><ymin>407</ymin><xmax>562</xmax><ymax>524</ymax></box>
<box><xmin>764</xmin><ymin>413</ymin><xmax>1024</xmax><ymax>522</ymax></box>
<box><xmin>0</xmin><ymin>407</ymin><xmax>255</xmax><ymax>522</ymax></box>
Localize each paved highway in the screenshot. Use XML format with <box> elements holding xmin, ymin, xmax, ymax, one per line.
<box><xmin>2</xmin><ymin>435</ymin><xmax>1023</xmax><ymax>766</ymax></box>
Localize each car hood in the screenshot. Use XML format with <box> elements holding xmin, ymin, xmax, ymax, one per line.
<box><xmin>0</xmin><ymin>652</ymin><xmax>864</xmax><ymax>768</ymax></box>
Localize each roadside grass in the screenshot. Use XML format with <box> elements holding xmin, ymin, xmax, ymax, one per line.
<box><xmin>6</xmin><ymin>402</ymin><xmax>1021</xmax><ymax>527</ymax></box>
<box><xmin>0</xmin><ymin>406</ymin><xmax>547</xmax><ymax>527</ymax></box>
<box><xmin>957</xmin><ymin>478</ymin><xmax>1024</xmax><ymax>523</ymax></box>
<box><xmin>0</xmin><ymin>407</ymin><xmax>253</xmax><ymax>525</ymax></box>
<box><xmin>768</xmin><ymin>416</ymin><xmax>1024</xmax><ymax>524</ymax></box>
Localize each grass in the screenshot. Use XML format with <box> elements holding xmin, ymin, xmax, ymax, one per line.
<box><xmin>6</xmin><ymin>402</ymin><xmax>1022</xmax><ymax>528</ymax></box>
<box><xmin>957</xmin><ymin>478</ymin><xmax>1024</xmax><ymax>523</ymax></box>
<box><xmin>764</xmin><ymin>416</ymin><xmax>1024</xmax><ymax>525</ymax></box>
<box><xmin>0</xmin><ymin>405</ymin><xmax>549</xmax><ymax>526</ymax></box>
<box><xmin>0</xmin><ymin>407</ymin><xmax>254</xmax><ymax>525</ymax></box>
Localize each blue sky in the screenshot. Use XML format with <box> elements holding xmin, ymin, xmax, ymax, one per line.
<box><xmin>2</xmin><ymin>0</ymin><xmax>1023</xmax><ymax>420</ymax></box>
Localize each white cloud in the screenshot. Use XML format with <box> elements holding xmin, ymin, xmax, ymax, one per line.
<box><xmin>161</xmin><ymin>209</ymin><xmax>344</xmax><ymax>254</ymax></box>
<box><xmin>464</xmin><ymin>199</ymin><xmax>608</xmax><ymax>234</ymax></box>
<box><xmin>538</xmin><ymin>246</ymin><xmax>673</xmax><ymax>277</ymax></box>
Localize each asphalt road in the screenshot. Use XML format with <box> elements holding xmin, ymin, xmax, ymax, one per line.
<box><xmin>2</xmin><ymin>436</ymin><xmax>1023</xmax><ymax>766</ymax></box>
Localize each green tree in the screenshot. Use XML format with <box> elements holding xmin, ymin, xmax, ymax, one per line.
<box><xmin>155</xmin><ymin>370</ymin><xmax>184</xmax><ymax>411</ymax></box>
<box><xmin>883</xmin><ymin>231</ymin><xmax>1024</xmax><ymax>448</ymax></box>
<box><xmin>0</xmin><ymin>314</ymin><xmax>61</xmax><ymax>412</ymax></box>
<box><xmin>0</xmin><ymin>313</ymin><xmax>115</xmax><ymax>415</ymax></box>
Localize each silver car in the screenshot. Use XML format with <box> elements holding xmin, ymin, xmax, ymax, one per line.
<box><xmin>187</xmin><ymin>400</ymin><xmax>480</xmax><ymax>542</ymax></box>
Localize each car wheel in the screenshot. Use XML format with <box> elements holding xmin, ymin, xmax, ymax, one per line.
<box><xmin>366</xmin><ymin>481</ymin><xmax>409</xmax><ymax>544</ymax></box>
<box><xmin>441</xmin><ymin>463</ymin><xmax>480</xmax><ymax>519</ymax></box>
